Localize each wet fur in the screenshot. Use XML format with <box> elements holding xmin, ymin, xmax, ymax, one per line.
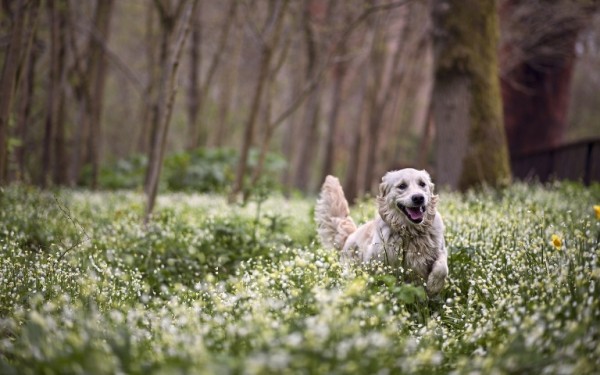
<box><xmin>315</xmin><ymin>169</ymin><xmax>448</xmax><ymax>296</ymax></box>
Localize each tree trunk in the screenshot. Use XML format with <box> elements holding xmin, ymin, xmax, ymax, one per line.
<box><xmin>432</xmin><ymin>0</ymin><xmax>511</xmax><ymax>190</ymax></box>
<box><xmin>415</xmin><ymin>105</ymin><xmax>434</xmax><ymax>169</ymax></box>
<box><xmin>214</xmin><ymin>35</ymin><xmax>239</xmax><ymax>147</ymax></box>
<box><xmin>144</xmin><ymin>1</ymin><xmax>172</xmax><ymax>192</ymax></box>
<box><xmin>187</xmin><ymin>0</ymin><xmax>237</xmax><ymax>150</ymax></box>
<box><xmin>292</xmin><ymin>1</ymin><xmax>322</xmax><ymax>193</ymax></box>
<box><xmin>381</xmin><ymin>0</ymin><xmax>433</xmax><ymax>171</ymax></box>
<box><xmin>41</xmin><ymin>0</ymin><xmax>68</xmax><ymax>187</ymax></box>
<box><xmin>431</xmin><ymin>75</ymin><xmax>471</xmax><ymax>188</ymax></box>
<box><xmin>145</xmin><ymin>0</ymin><xmax>197</xmax><ymax>221</ymax></box>
<box><xmin>320</xmin><ymin>40</ymin><xmax>347</xmax><ymax>183</ymax></box>
<box><xmin>136</xmin><ymin>2</ymin><xmax>157</xmax><ymax>155</ymax></box>
<box><xmin>86</xmin><ymin>0</ymin><xmax>115</xmax><ymax>189</ymax></box>
<box><xmin>230</xmin><ymin>45</ymin><xmax>272</xmax><ymax>201</ymax></box>
<box><xmin>292</xmin><ymin>84</ymin><xmax>321</xmax><ymax>192</ymax></box>
<box><xmin>0</xmin><ymin>0</ymin><xmax>37</xmax><ymax>184</ymax></box>
<box><xmin>14</xmin><ymin>24</ymin><xmax>38</xmax><ymax>183</ymax></box>
<box><xmin>52</xmin><ymin>2</ymin><xmax>68</xmax><ymax>186</ymax></box>
<box><xmin>280</xmin><ymin>54</ymin><xmax>304</xmax><ymax>195</ymax></box>
<box><xmin>362</xmin><ymin>20</ymin><xmax>387</xmax><ymax>194</ymax></box>
<box><xmin>186</xmin><ymin>0</ymin><xmax>201</xmax><ymax>151</ymax></box>
<box><xmin>247</xmin><ymin>87</ymin><xmax>275</xmax><ymax>197</ymax></box>
<box><xmin>343</xmin><ymin>66</ymin><xmax>369</xmax><ymax>204</ymax></box>
<box><xmin>229</xmin><ymin>0</ymin><xmax>288</xmax><ymax>202</ymax></box>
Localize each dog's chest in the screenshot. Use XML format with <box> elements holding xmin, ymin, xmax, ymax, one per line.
<box><xmin>401</xmin><ymin>236</ymin><xmax>438</xmax><ymax>279</ymax></box>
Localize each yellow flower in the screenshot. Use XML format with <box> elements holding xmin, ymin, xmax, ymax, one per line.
<box><xmin>551</xmin><ymin>234</ymin><xmax>562</xmax><ymax>249</ymax></box>
<box><xmin>594</xmin><ymin>205</ymin><xmax>600</xmax><ymax>220</ymax></box>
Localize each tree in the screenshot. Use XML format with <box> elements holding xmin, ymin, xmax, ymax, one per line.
<box><xmin>291</xmin><ymin>0</ymin><xmax>326</xmax><ymax>193</ymax></box>
<box><xmin>144</xmin><ymin>0</ymin><xmax>197</xmax><ymax>221</ymax></box>
<box><xmin>431</xmin><ymin>0</ymin><xmax>511</xmax><ymax>190</ymax></box>
<box><xmin>0</xmin><ymin>0</ymin><xmax>40</xmax><ymax>184</ymax></box>
<box><xmin>41</xmin><ymin>0</ymin><xmax>68</xmax><ymax>187</ymax></box>
<box><xmin>213</xmin><ymin>23</ymin><xmax>243</xmax><ymax>148</ymax></box>
<box><xmin>85</xmin><ymin>0</ymin><xmax>115</xmax><ymax>188</ymax></box>
<box><xmin>362</xmin><ymin>11</ymin><xmax>402</xmax><ymax>195</ymax></box>
<box><xmin>499</xmin><ymin>0</ymin><xmax>594</xmax><ymax>155</ymax></box>
<box><xmin>186</xmin><ymin>0</ymin><xmax>237</xmax><ymax>150</ymax></box>
<box><xmin>343</xmin><ymin>65</ymin><xmax>369</xmax><ymax>203</ymax></box>
<box><xmin>229</xmin><ymin>0</ymin><xmax>290</xmax><ymax>203</ymax></box>
<box><xmin>13</xmin><ymin>18</ymin><xmax>38</xmax><ymax>182</ymax></box>
<box><xmin>319</xmin><ymin>26</ymin><xmax>347</xmax><ymax>183</ymax></box>
<box><xmin>135</xmin><ymin>1</ymin><xmax>159</xmax><ymax>155</ymax></box>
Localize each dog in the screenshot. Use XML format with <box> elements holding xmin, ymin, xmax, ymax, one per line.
<box><xmin>315</xmin><ymin>168</ymin><xmax>448</xmax><ymax>296</ymax></box>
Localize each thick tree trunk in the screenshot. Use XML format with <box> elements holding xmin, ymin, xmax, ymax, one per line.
<box><xmin>86</xmin><ymin>0</ymin><xmax>115</xmax><ymax>189</ymax></box>
<box><xmin>0</xmin><ymin>0</ymin><xmax>37</xmax><ymax>184</ymax></box>
<box><xmin>292</xmin><ymin>2</ymin><xmax>322</xmax><ymax>193</ymax></box>
<box><xmin>432</xmin><ymin>0</ymin><xmax>511</xmax><ymax>190</ymax></box>
<box><xmin>14</xmin><ymin>25</ymin><xmax>38</xmax><ymax>182</ymax></box>
<box><xmin>52</xmin><ymin>2</ymin><xmax>68</xmax><ymax>186</ymax></box>
<box><xmin>432</xmin><ymin>75</ymin><xmax>471</xmax><ymax>188</ymax></box>
<box><xmin>41</xmin><ymin>0</ymin><xmax>68</xmax><ymax>187</ymax></box>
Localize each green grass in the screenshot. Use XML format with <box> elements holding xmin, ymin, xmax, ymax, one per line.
<box><xmin>1</xmin><ymin>182</ymin><xmax>599</xmax><ymax>374</ymax></box>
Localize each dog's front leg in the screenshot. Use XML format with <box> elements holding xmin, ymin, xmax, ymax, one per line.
<box><xmin>363</xmin><ymin>241</ymin><xmax>381</xmax><ymax>263</ymax></box>
<box><xmin>426</xmin><ymin>252</ymin><xmax>448</xmax><ymax>296</ymax></box>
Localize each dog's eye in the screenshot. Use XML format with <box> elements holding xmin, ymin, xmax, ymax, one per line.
<box><xmin>418</xmin><ymin>181</ymin><xmax>426</xmax><ymax>188</ymax></box>
<box><xmin>397</xmin><ymin>183</ymin><xmax>407</xmax><ymax>190</ymax></box>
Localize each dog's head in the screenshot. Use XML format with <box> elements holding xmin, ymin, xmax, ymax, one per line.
<box><xmin>377</xmin><ymin>168</ymin><xmax>437</xmax><ymax>229</ymax></box>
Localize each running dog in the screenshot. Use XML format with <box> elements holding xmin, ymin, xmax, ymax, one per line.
<box><xmin>315</xmin><ymin>168</ymin><xmax>448</xmax><ymax>296</ymax></box>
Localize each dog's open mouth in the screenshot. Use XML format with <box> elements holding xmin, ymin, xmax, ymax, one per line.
<box><xmin>397</xmin><ymin>203</ymin><xmax>426</xmax><ymax>224</ymax></box>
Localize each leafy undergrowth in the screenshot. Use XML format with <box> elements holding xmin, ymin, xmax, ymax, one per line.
<box><xmin>1</xmin><ymin>182</ymin><xmax>599</xmax><ymax>374</ymax></box>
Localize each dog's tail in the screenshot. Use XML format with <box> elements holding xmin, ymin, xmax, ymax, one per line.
<box><xmin>315</xmin><ymin>176</ymin><xmax>357</xmax><ymax>250</ymax></box>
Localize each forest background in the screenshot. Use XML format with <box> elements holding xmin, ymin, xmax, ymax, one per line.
<box><xmin>2</xmin><ymin>3</ymin><xmax>600</xmax><ymax>372</ymax></box>
<box><xmin>1</xmin><ymin>0</ymin><xmax>600</xmax><ymax>210</ymax></box>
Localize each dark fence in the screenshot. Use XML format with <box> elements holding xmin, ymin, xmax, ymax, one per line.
<box><xmin>511</xmin><ymin>138</ymin><xmax>600</xmax><ymax>185</ymax></box>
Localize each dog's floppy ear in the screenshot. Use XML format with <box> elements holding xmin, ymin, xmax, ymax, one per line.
<box><xmin>420</xmin><ymin>169</ymin><xmax>435</xmax><ymax>192</ymax></box>
<box><xmin>379</xmin><ymin>175</ymin><xmax>391</xmax><ymax>197</ymax></box>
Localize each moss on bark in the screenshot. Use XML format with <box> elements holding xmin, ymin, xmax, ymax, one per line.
<box><xmin>434</xmin><ymin>0</ymin><xmax>511</xmax><ymax>190</ymax></box>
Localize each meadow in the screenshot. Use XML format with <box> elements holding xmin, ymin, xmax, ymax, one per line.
<box><xmin>1</xmin><ymin>182</ymin><xmax>599</xmax><ymax>374</ymax></box>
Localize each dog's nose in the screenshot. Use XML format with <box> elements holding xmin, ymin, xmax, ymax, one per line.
<box><xmin>411</xmin><ymin>194</ymin><xmax>424</xmax><ymax>205</ymax></box>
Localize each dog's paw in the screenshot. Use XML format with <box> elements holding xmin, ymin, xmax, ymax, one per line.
<box><xmin>425</xmin><ymin>264</ymin><xmax>448</xmax><ymax>296</ymax></box>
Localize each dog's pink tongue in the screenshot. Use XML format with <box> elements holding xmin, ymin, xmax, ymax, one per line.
<box><xmin>407</xmin><ymin>207</ymin><xmax>424</xmax><ymax>221</ymax></box>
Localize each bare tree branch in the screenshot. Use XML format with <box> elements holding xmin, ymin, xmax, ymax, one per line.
<box><xmin>267</xmin><ymin>0</ymin><xmax>413</xmax><ymax>132</ymax></box>
<box><xmin>72</xmin><ymin>19</ymin><xmax>145</xmax><ymax>97</ymax></box>
<box><xmin>199</xmin><ymin>0</ymin><xmax>238</xmax><ymax>100</ymax></box>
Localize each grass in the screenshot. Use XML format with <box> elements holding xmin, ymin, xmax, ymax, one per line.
<box><xmin>1</xmin><ymin>182</ymin><xmax>599</xmax><ymax>374</ymax></box>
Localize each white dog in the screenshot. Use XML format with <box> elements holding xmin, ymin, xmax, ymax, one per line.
<box><xmin>315</xmin><ymin>168</ymin><xmax>448</xmax><ymax>296</ymax></box>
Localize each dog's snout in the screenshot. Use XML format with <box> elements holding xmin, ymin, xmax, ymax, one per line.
<box><xmin>411</xmin><ymin>194</ymin><xmax>425</xmax><ymax>205</ymax></box>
